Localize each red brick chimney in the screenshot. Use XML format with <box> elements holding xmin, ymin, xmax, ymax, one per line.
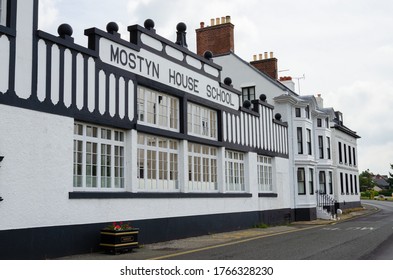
<box><xmin>196</xmin><ymin>16</ymin><xmax>234</xmax><ymax>56</ymax></box>
<box><xmin>250</xmin><ymin>52</ymin><xmax>278</xmax><ymax>80</ymax></box>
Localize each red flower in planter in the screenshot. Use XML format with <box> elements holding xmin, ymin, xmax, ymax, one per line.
<box><xmin>105</xmin><ymin>221</ymin><xmax>135</xmax><ymax>231</ymax></box>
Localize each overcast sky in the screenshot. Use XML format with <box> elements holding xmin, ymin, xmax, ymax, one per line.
<box><xmin>38</xmin><ymin>0</ymin><xmax>393</xmax><ymax>176</ymax></box>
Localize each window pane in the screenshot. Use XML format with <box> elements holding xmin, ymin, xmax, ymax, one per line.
<box><xmin>137</xmin><ymin>133</ymin><xmax>179</xmax><ymax>191</ymax></box>
<box><xmin>226</xmin><ymin>151</ymin><xmax>245</xmax><ymax>192</ymax></box>
<box><xmin>73</xmin><ymin>123</ymin><xmax>125</xmax><ymax>190</ymax></box>
<box><xmin>138</xmin><ymin>86</ymin><xmax>179</xmax><ymax>131</ymax></box>
<box><xmin>298</xmin><ymin>168</ymin><xmax>305</xmax><ymax>194</ymax></box>
<box><xmin>187</xmin><ymin>102</ymin><xmax>217</xmax><ymax>139</ymax></box>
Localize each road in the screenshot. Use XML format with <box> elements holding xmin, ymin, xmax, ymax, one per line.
<box><xmin>164</xmin><ymin>200</ymin><xmax>393</xmax><ymax>260</ymax></box>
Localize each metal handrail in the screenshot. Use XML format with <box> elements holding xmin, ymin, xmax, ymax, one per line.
<box><xmin>316</xmin><ymin>190</ymin><xmax>336</xmax><ymax>216</ymax></box>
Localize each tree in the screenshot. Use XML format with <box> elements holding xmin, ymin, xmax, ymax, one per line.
<box><xmin>359</xmin><ymin>169</ymin><xmax>375</xmax><ymax>192</ymax></box>
<box><xmin>388</xmin><ymin>164</ymin><xmax>393</xmax><ymax>188</ymax></box>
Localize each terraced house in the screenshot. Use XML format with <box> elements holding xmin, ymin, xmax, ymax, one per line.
<box><xmin>0</xmin><ymin>1</ymin><xmax>359</xmax><ymax>259</ymax></box>
<box><xmin>196</xmin><ymin>16</ymin><xmax>361</xmax><ymax>221</ymax></box>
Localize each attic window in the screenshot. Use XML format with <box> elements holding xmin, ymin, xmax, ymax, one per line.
<box><xmin>241</xmin><ymin>86</ymin><xmax>255</xmax><ymax>103</ymax></box>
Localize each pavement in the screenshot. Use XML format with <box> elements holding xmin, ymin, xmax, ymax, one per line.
<box><xmin>58</xmin><ymin>203</ymin><xmax>378</xmax><ymax>260</ymax></box>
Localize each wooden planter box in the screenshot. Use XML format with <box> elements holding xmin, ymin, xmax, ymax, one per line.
<box><xmin>100</xmin><ymin>228</ymin><xmax>139</xmax><ymax>254</ymax></box>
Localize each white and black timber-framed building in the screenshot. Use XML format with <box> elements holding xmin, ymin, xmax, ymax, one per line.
<box><xmin>196</xmin><ymin>17</ymin><xmax>361</xmax><ymax>221</ymax></box>
<box><xmin>0</xmin><ymin>1</ymin><xmax>292</xmax><ymax>259</ymax></box>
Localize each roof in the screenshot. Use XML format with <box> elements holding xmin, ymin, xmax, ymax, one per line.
<box><xmin>213</xmin><ymin>52</ymin><xmax>298</xmax><ymax>97</ymax></box>
<box><xmin>373</xmin><ymin>177</ymin><xmax>389</xmax><ymax>188</ymax></box>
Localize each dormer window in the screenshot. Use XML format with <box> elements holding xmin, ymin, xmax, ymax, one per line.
<box><xmin>0</xmin><ymin>0</ymin><xmax>7</xmax><ymax>26</ymax></box>
<box><xmin>335</xmin><ymin>111</ymin><xmax>343</xmax><ymax>125</ymax></box>
<box><xmin>305</xmin><ymin>105</ymin><xmax>310</xmax><ymax>119</ymax></box>
<box><xmin>241</xmin><ymin>86</ymin><xmax>255</xmax><ymax>103</ymax></box>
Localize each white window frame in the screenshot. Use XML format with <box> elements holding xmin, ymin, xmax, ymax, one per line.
<box><xmin>297</xmin><ymin>168</ymin><xmax>306</xmax><ymax>195</ymax></box>
<box><xmin>257</xmin><ymin>155</ymin><xmax>273</xmax><ymax>193</ymax></box>
<box><xmin>328</xmin><ymin>171</ymin><xmax>333</xmax><ymax>195</ymax></box>
<box><xmin>319</xmin><ymin>171</ymin><xmax>326</xmax><ymax>194</ymax></box>
<box><xmin>327</xmin><ymin>136</ymin><xmax>331</xmax><ymax>159</ymax></box>
<box><xmin>137</xmin><ymin>133</ymin><xmax>179</xmax><ymax>192</ymax></box>
<box><xmin>188</xmin><ymin>143</ymin><xmax>218</xmax><ymax>192</ymax></box>
<box><xmin>73</xmin><ymin>122</ymin><xmax>125</xmax><ymax>191</ymax></box>
<box><xmin>297</xmin><ymin>127</ymin><xmax>303</xmax><ymax>154</ymax></box>
<box><xmin>137</xmin><ymin>86</ymin><xmax>179</xmax><ymax>132</ymax></box>
<box><xmin>225</xmin><ymin>150</ymin><xmax>245</xmax><ymax>192</ymax></box>
<box><xmin>187</xmin><ymin>102</ymin><xmax>218</xmax><ymax>140</ymax></box>
<box><xmin>318</xmin><ymin>135</ymin><xmax>324</xmax><ymax>159</ymax></box>
<box><xmin>306</xmin><ymin>129</ymin><xmax>312</xmax><ymax>155</ymax></box>
<box><xmin>0</xmin><ymin>0</ymin><xmax>7</xmax><ymax>26</ymax></box>
<box><xmin>309</xmin><ymin>168</ymin><xmax>314</xmax><ymax>194</ymax></box>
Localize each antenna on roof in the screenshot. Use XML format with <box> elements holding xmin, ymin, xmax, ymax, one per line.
<box><xmin>293</xmin><ymin>74</ymin><xmax>305</xmax><ymax>94</ymax></box>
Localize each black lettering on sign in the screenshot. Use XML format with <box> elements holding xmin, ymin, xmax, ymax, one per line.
<box><xmin>110</xmin><ymin>45</ymin><xmax>159</xmax><ymax>78</ymax></box>
<box><xmin>168</xmin><ymin>68</ymin><xmax>199</xmax><ymax>93</ymax></box>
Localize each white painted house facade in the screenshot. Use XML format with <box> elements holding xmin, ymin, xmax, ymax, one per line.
<box><xmin>0</xmin><ymin>1</ymin><xmax>292</xmax><ymax>259</ymax></box>
<box><xmin>197</xmin><ymin>17</ymin><xmax>361</xmax><ymax>221</ymax></box>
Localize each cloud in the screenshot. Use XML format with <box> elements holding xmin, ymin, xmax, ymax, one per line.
<box><xmin>358</xmin><ymin>141</ymin><xmax>393</xmax><ymax>175</ymax></box>
<box><xmin>38</xmin><ymin>0</ymin><xmax>393</xmax><ymax>176</ymax></box>
<box><xmin>38</xmin><ymin>0</ymin><xmax>59</xmax><ymax>30</ymax></box>
<box><xmin>330</xmin><ymin>80</ymin><xmax>393</xmax><ymax>140</ymax></box>
<box><xmin>325</xmin><ymin>80</ymin><xmax>393</xmax><ymax>174</ymax></box>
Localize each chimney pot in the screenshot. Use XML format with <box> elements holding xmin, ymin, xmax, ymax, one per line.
<box><xmin>226</xmin><ymin>16</ymin><xmax>231</xmax><ymax>23</ymax></box>
<box><xmin>196</xmin><ymin>15</ymin><xmax>235</xmax><ymax>56</ymax></box>
<box><xmin>253</xmin><ymin>54</ymin><xmax>257</xmax><ymax>61</ymax></box>
<box><xmin>200</xmin><ymin>22</ymin><xmax>205</xmax><ymax>28</ymax></box>
<box><xmin>250</xmin><ymin>52</ymin><xmax>278</xmax><ymax>80</ymax></box>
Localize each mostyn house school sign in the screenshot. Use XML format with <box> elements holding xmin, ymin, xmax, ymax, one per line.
<box><xmin>99</xmin><ymin>38</ymin><xmax>239</xmax><ymax>109</ymax></box>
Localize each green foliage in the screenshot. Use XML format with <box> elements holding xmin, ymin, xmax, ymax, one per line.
<box><xmin>359</xmin><ymin>169</ymin><xmax>375</xmax><ymax>188</ymax></box>
<box><xmin>360</xmin><ymin>190</ymin><xmax>379</xmax><ymax>198</ymax></box>
<box><xmin>379</xmin><ymin>190</ymin><xmax>393</xmax><ymax>197</ymax></box>
<box><xmin>254</xmin><ymin>223</ymin><xmax>269</xmax><ymax>229</ymax></box>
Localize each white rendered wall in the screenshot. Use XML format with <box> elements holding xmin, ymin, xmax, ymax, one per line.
<box><xmin>0</xmin><ymin>104</ymin><xmax>74</xmax><ymax>230</ymax></box>
<box><xmin>0</xmin><ymin>105</ymin><xmax>292</xmax><ymax>231</ymax></box>
<box><xmin>214</xmin><ymin>54</ymin><xmax>287</xmax><ymax>104</ymax></box>
<box><xmin>332</xmin><ymin>128</ymin><xmax>360</xmax><ymax>203</ymax></box>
